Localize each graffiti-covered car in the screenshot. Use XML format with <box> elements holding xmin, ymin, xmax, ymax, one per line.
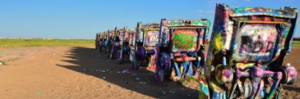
<box><xmin>198</xmin><ymin>3</ymin><xmax>298</xmax><ymax>99</ymax></box>
<box><xmin>131</xmin><ymin>22</ymin><xmax>160</xmax><ymax>70</ymax></box>
<box><xmin>106</xmin><ymin>29</ymin><xmax>115</xmax><ymax>57</ymax></box>
<box><xmin>110</xmin><ymin>27</ymin><xmax>124</xmax><ymax>60</ymax></box>
<box><xmin>102</xmin><ymin>31</ymin><xmax>108</xmax><ymax>54</ymax></box>
<box><xmin>95</xmin><ymin>32</ymin><xmax>101</xmax><ymax>50</ymax></box>
<box><xmin>128</xmin><ymin>28</ymin><xmax>136</xmax><ymax>63</ymax></box>
<box><xmin>155</xmin><ymin>19</ymin><xmax>211</xmax><ymax>82</ymax></box>
<box><xmin>98</xmin><ymin>32</ymin><xmax>105</xmax><ymax>52</ymax></box>
<box><xmin>119</xmin><ymin>27</ymin><xmax>132</xmax><ymax>64</ymax></box>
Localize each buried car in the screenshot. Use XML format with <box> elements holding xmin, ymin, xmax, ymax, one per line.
<box><xmin>95</xmin><ymin>32</ymin><xmax>101</xmax><ymax>50</ymax></box>
<box><xmin>102</xmin><ymin>31</ymin><xmax>109</xmax><ymax>54</ymax></box>
<box><xmin>120</xmin><ymin>28</ymin><xmax>136</xmax><ymax>64</ymax></box>
<box><xmin>106</xmin><ymin>29</ymin><xmax>115</xmax><ymax>57</ymax></box>
<box><xmin>198</xmin><ymin>3</ymin><xmax>298</xmax><ymax>99</ymax></box>
<box><xmin>131</xmin><ymin>22</ymin><xmax>161</xmax><ymax>70</ymax></box>
<box><xmin>155</xmin><ymin>19</ymin><xmax>211</xmax><ymax>82</ymax></box>
<box><xmin>110</xmin><ymin>27</ymin><xmax>125</xmax><ymax>60</ymax></box>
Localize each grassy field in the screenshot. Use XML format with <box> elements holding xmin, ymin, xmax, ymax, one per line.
<box><xmin>0</xmin><ymin>39</ymin><xmax>299</xmax><ymax>48</ymax></box>
<box><xmin>0</xmin><ymin>39</ymin><xmax>94</xmax><ymax>48</ymax></box>
<box><xmin>292</xmin><ymin>41</ymin><xmax>300</xmax><ymax>47</ymax></box>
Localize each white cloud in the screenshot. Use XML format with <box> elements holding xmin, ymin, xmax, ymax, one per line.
<box><xmin>207</xmin><ymin>0</ymin><xmax>214</xmax><ymax>3</ymax></box>
<box><xmin>199</xmin><ymin>10</ymin><xmax>204</xmax><ymax>13</ymax></box>
<box><xmin>205</xmin><ymin>10</ymin><xmax>215</xmax><ymax>14</ymax></box>
<box><xmin>198</xmin><ymin>10</ymin><xmax>214</xmax><ymax>14</ymax></box>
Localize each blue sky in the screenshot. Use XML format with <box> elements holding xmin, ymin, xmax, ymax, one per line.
<box><xmin>0</xmin><ymin>0</ymin><xmax>299</xmax><ymax>39</ymax></box>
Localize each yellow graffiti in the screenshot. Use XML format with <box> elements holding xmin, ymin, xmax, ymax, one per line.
<box><xmin>269</xmin><ymin>9</ymin><xmax>273</xmax><ymax>12</ymax></box>
<box><xmin>150</xmin><ymin>36</ymin><xmax>158</xmax><ymax>42</ymax></box>
<box><xmin>213</xmin><ymin>33</ymin><xmax>224</xmax><ymax>55</ymax></box>
<box><xmin>245</xmin><ymin>8</ymin><xmax>252</xmax><ymax>11</ymax></box>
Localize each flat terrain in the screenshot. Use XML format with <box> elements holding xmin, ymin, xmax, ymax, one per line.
<box><xmin>0</xmin><ymin>39</ymin><xmax>94</xmax><ymax>48</ymax></box>
<box><xmin>0</xmin><ymin>46</ymin><xmax>199</xmax><ymax>99</ymax></box>
<box><xmin>0</xmin><ymin>39</ymin><xmax>299</xmax><ymax>99</ymax></box>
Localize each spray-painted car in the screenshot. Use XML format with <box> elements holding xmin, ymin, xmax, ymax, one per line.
<box><xmin>110</xmin><ymin>27</ymin><xmax>125</xmax><ymax>60</ymax></box>
<box><xmin>102</xmin><ymin>31</ymin><xmax>108</xmax><ymax>54</ymax></box>
<box><xmin>128</xmin><ymin>28</ymin><xmax>136</xmax><ymax>63</ymax></box>
<box><xmin>155</xmin><ymin>19</ymin><xmax>211</xmax><ymax>82</ymax></box>
<box><xmin>131</xmin><ymin>22</ymin><xmax>160</xmax><ymax>70</ymax></box>
<box><xmin>119</xmin><ymin>27</ymin><xmax>132</xmax><ymax>64</ymax></box>
<box><xmin>198</xmin><ymin>3</ymin><xmax>298</xmax><ymax>99</ymax></box>
<box><xmin>95</xmin><ymin>32</ymin><xmax>101</xmax><ymax>50</ymax></box>
<box><xmin>119</xmin><ymin>28</ymin><xmax>137</xmax><ymax>72</ymax></box>
<box><xmin>98</xmin><ymin>32</ymin><xmax>105</xmax><ymax>52</ymax></box>
<box><xmin>106</xmin><ymin>29</ymin><xmax>115</xmax><ymax>57</ymax></box>
<box><xmin>129</xmin><ymin>28</ymin><xmax>136</xmax><ymax>62</ymax></box>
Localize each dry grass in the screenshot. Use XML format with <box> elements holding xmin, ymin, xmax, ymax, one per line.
<box><xmin>0</xmin><ymin>39</ymin><xmax>94</xmax><ymax>48</ymax></box>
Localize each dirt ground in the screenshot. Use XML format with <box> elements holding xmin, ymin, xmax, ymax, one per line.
<box><xmin>0</xmin><ymin>46</ymin><xmax>299</xmax><ymax>99</ymax></box>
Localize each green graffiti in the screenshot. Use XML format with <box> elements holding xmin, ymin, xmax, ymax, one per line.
<box><xmin>174</xmin><ymin>33</ymin><xmax>195</xmax><ymax>49</ymax></box>
<box><xmin>191</xmin><ymin>20</ymin><xmax>208</xmax><ymax>26</ymax></box>
<box><xmin>167</xmin><ymin>21</ymin><xmax>182</xmax><ymax>26</ymax></box>
<box><xmin>284</xmin><ymin>27</ymin><xmax>290</xmax><ymax>38</ymax></box>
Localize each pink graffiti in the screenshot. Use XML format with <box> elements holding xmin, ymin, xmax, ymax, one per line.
<box><xmin>239</xmin><ymin>24</ymin><xmax>277</xmax><ymax>54</ymax></box>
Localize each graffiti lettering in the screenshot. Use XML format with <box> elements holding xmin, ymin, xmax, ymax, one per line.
<box><xmin>241</xmin><ymin>52</ymin><xmax>270</xmax><ymax>56</ymax></box>
<box><xmin>238</xmin><ymin>24</ymin><xmax>277</xmax><ymax>57</ymax></box>
<box><xmin>240</xmin><ymin>41</ymin><xmax>274</xmax><ymax>53</ymax></box>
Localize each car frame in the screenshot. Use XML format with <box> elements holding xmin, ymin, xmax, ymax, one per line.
<box><xmin>198</xmin><ymin>3</ymin><xmax>299</xmax><ymax>99</ymax></box>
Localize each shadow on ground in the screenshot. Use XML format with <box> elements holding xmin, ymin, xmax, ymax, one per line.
<box><xmin>283</xmin><ymin>86</ymin><xmax>300</xmax><ymax>92</ymax></box>
<box><xmin>56</xmin><ymin>47</ymin><xmax>199</xmax><ymax>99</ymax></box>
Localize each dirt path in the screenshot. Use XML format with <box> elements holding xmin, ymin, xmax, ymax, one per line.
<box><xmin>0</xmin><ymin>46</ymin><xmax>299</xmax><ymax>99</ymax></box>
<box><xmin>0</xmin><ymin>47</ymin><xmax>198</xmax><ymax>99</ymax></box>
<box><xmin>281</xmin><ymin>47</ymin><xmax>300</xmax><ymax>98</ymax></box>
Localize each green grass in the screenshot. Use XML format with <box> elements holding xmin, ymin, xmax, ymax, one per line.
<box><xmin>0</xmin><ymin>39</ymin><xmax>95</xmax><ymax>48</ymax></box>
<box><xmin>0</xmin><ymin>60</ymin><xmax>7</xmax><ymax>65</ymax></box>
<box><xmin>292</xmin><ymin>41</ymin><xmax>300</xmax><ymax>47</ymax></box>
<box><xmin>6</xmin><ymin>58</ymin><xmax>19</xmax><ymax>62</ymax></box>
<box><xmin>0</xmin><ymin>39</ymin><xmax>299</xmax><ymax>49</ymax></box>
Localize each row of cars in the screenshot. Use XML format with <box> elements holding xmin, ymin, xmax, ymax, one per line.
<box><xmin>95</xmin><ymin>3</ymin><xmax>299</xmax><ymax>99</ymax></box>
